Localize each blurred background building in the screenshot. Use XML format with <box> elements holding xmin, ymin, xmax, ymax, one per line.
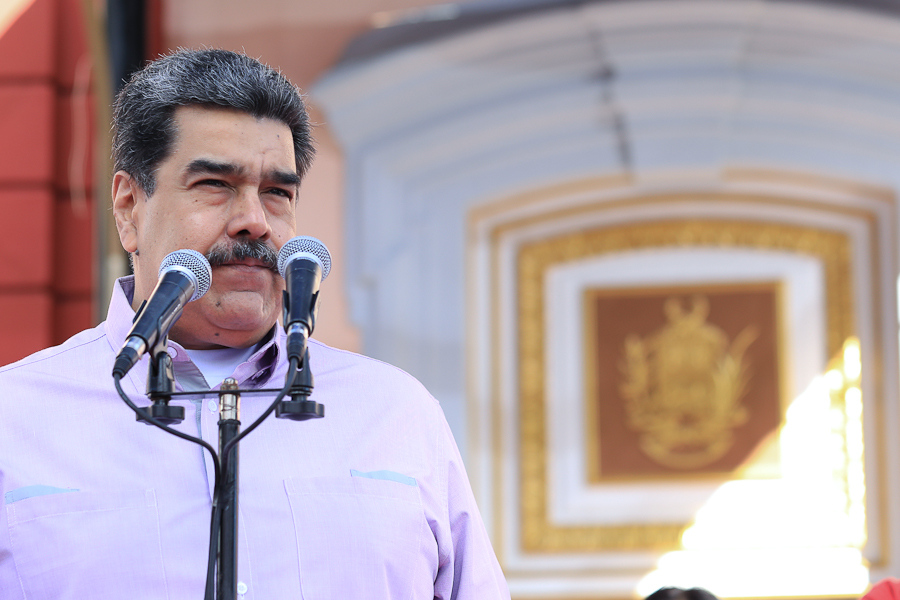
<box><xmin>4</xmin><ymin>0</ymin><xmax>900</xmax><ymax>596</ymax></box>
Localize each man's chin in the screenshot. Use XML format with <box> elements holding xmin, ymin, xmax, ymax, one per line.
<box><xmin>170</xmin><ymin>320</ymin><xmax>275</xmax><ymax>349</ymax></box>
<box><xmin>208</xmin><ymin>302</ymin><xmax>277</xmax><ymax>333</ymax></box>
<box><xmin>172</xmin><ymin>294</ymin><xmax>278</xmax><ymax>349</ymax></box>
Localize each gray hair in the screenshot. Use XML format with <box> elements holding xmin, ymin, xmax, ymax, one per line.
<box><xmin>112</xmin><ymin>48</ymin><xmax>315</xmax><ymax>195</ymax></box>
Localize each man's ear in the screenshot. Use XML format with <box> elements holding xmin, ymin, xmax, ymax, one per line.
<box><xmin>112</xmin><ymin>171</ymin><xmax>143</xmax><ymax>253</ymax></box>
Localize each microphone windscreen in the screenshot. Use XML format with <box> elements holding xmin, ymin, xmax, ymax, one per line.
<box><xmin>277</xmin><ymin>236</ymin><xmax>332</xmax><ymax>281</ymax></box>
<box><xmin>158</xmin><ymin>249</ymin><xmax>213</xmax><ymax>302</ymax></box>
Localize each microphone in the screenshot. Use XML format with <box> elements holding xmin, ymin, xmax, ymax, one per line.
<box><xmin>113</xmin><ymin>249</ymin><xmax>212</xmax><ymax>378</ymax></box>
<box><xmin>278</xmin><ymin>236</ymin><xmax>331</xmax><ymax>362</ymax></box>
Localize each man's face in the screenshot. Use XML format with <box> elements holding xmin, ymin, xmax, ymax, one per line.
<box><xmin>113</xmin><ymin>105</ymin><xmax>299</xmax><ymax>349</ymax></box>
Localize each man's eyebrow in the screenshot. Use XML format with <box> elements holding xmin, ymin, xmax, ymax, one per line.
<box><xmin>184</xmin><ymin>159</ymin><xmax>300</xmax><ymax>187</ymax></box>
<box><xmin>185</xmin><ymin>159</ymin><xmax>243</xmax><ymax>177</ymax></box>
<box><xmin>270</xmin><ymin>170</ymin><xmax>301</xmax><ymax>186</ymax></box>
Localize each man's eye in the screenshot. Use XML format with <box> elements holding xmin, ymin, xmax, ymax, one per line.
<box><xmin>268</xmin><ymin>188</ymin><xmax>293</xmax><ymax>200</ymax></box>
<box><xmin>199</xmin><ymin>179</ymin><xmax>227</xmax><ymax>187</ymax></box>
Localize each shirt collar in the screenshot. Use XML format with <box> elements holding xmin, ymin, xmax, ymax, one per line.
<box><xmin>106</xmin><ymin>275</ymin><xmax>285</xmax><ymax>389</ymax></box>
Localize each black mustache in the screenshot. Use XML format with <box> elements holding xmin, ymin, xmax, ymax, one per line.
<box><xmin>206</xmin><ymin>239</ymin><xmax>278</xmax><ymax>272</ymax></box>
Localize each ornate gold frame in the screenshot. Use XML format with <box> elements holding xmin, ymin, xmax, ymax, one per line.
<box><xmin>517</xmin><ymin>219</ymin><xmax>854</xmax><ymax>552</ymax></box>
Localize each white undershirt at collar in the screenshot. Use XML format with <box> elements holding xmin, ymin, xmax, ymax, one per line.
<box><xmin>184</xmin><ymin>345</ymin><xmax>258</xmax><ymax>389</ymax></box>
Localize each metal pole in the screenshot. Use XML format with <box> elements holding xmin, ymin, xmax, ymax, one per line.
<box><xmin>217</xmin><ymin>378</ymin><xmax>240</xmax><ymax>600</ymax></box>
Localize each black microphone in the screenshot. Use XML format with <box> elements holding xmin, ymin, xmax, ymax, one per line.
<box><xmin>278</xmin><ymin>236</ymin><xmax>332</xmax><ymax>362</ymax></box>
<box><xmin>113</xmin><ymin>249</ymin><xmax>212</xmax><ymax>377</ymax></box>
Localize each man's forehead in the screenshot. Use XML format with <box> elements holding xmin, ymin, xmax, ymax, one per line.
<box><xmin>169</xmin><ymin>105</ymin><xmax>298</xmax><ymax>174</ymax></box>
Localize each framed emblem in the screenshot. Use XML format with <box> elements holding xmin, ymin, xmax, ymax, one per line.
<box><xmin>585</xmin><ymin>282</ymin><xmax>784</xmax><ymax>481</ymax></box>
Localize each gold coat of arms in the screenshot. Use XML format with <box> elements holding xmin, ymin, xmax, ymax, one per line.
<box><xmin>619</xmin><ymin>296</ymin><xmax>757</xmax><ymax>470</ymax></box>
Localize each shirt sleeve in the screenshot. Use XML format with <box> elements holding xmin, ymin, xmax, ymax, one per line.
<box><xmin>431</xmin><ymin>409</ymin><xmax>510</xmax><ymax>600</ymax></box>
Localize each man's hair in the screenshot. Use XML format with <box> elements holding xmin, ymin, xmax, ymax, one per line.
<box><xmin>645</xmin><ymin>588</ymin><xmax>720</xmax><ymax>600</ymax></box>
<box><xmin>112</xmin><ymin>48</ymin><xmax>315</xmax><ymax>195</ymax></box>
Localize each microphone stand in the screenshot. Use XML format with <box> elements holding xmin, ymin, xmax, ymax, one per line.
<box><xmin>216</xmin><ymin>379</ymin><xmax>241</xmax><ymax>599</ymax></box>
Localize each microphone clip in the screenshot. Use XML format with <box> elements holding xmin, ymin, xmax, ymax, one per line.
<box><xmin>136</xmin><ymin>341</ymin><xmax>185</xmax><ymax>425</ymax></box>
<box><xmin>275</xmin><ymin>348</ymin><xmax>324</xmax><ymax>421</ymax></box>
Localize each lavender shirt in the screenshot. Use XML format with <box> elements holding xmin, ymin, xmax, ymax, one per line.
<box><xmin>0</xmin><ymin>277</ymin><xmax>509</xmax><ymax>599</ymax></box>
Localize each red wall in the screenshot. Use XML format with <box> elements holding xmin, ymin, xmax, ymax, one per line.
<box><xmin>0</xmin><ymin>0</ymin><xmax>95</xmax><ymax>366</ymax></box>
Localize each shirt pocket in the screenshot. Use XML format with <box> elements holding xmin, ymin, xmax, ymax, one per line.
<box><xmin>6</xmin><ymin>489</ymin><xmax>169</xmax><ymax>600</ymax></box>
<box><xmin>284</xmin><ymin>475</ymin><xmax>430</xmax><ymax>600</ymax></box>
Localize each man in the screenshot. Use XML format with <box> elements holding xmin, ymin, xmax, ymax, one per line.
<box><xmin>0</xmin><ymin>49</ymin><xmax>509</xmax><ymax>599</ymax></box>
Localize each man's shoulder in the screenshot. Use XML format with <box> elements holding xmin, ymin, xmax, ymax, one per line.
<box><xmin>307</xmin><ymin>339</ymin><xmax>440</xmax><ymax>407</ymax></box>
<box><xmin>0</xmin><ymin>323</ymin><xmax>109</xmax><ymax>377</ymax></box>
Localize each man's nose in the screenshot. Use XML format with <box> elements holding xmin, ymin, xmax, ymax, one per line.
<box><xmin>228</xmin><ymin>187</ymin><xmax>271</xmax><ymax>239</ymax></box>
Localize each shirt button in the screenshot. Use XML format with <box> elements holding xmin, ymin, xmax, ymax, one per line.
<box><xmin>207</xmin><ymin>399</ymin><xmax>217</xmax><ymax>413</ymax></box>
<box><xmin>237</xmin><ymin>581</ymin><xmax>248</xmax><ymax>595</ymax></box>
